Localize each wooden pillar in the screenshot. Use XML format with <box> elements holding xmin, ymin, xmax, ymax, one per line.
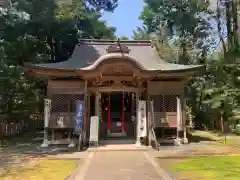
<box><xmin>94</xmin><ymin>91</ymin><xmax>101</xmax><ymax>141</ymax></box>
<box><xmin>175</xmin><ymin>97</ymin><xmax>181</xmax><ymax>146</ymax></box>
<box><xmin>68</xmin><ymin>131</ymin><xmax>71</xmax><ymax>142</ymax></box>
<box><xmin>83</xmin><ymin>80</ymin><xmax>88</xmax><ymax>146</ymax></box>
<box><xmin>95</xmin><ymin>92</ymin><xmax>100</xmax><ymax>116</ymax></box>
<box><xmin>135</xmin><ymin>88</ymin><xmax>140</xmax><ymax>146</ymax></box>
<box><xmin>131</xmin><ymin>93</ymin><xmax>135</xmax><ymax>136</ymax></box>
<box><xmin>182</xmin><ymin>94</ymin><xmax>188</xmax><ymax>144</ymax></box>
<box><xmin>41</xmin><ymin>83</ymin><xmax>50</xmax><ymax>148</ymax></box>
<box><xmin>146</xmin><ymin>81</ymin><xmax>151</xmax><ymax>147</ymax></box>
<box><xmin>49</xmin><ymin>88</ymin><xmax>55</xmax><ymax>142</ymax></box>
<box><xmin>51</xmin><ymin>129</ymin><xmax>55</xmax><ymax>141</ymax></box>
<box><xmin>131</xmin><ymin>93</ymin><xmax>134</xmax><ymax>117</ymax></box>
<box><xmin>121</xmin><ymin>92</ymin><xmax>125</xmax><ymax>133</ymax></box>
<box><xmin>35</xmin><ymin>90</ymin><xmax>39</xmax><ymax>113</ymax></box>
<box><xmin>87</xmin><ymin>92</ymin><xmax>91</xmax><ymax>138</ymax></box>
<box><xmin>162</xmin><ymin>94</ymin><xmax>166</xmax><ymax>141</ymax></box>
<box><xmin>67</xmin><ymin>98</ymin><xmax>71</xmax><ymax>142</ymax></box>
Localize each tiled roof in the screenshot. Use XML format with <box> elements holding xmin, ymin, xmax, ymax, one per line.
<box><xmin>27</xmin><ymin>39</ymin><xmax>204</xmax><ymax>72</ymax></box>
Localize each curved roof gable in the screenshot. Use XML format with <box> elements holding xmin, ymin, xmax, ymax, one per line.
<box><xmin>25</xmin><ymin>39</ymin><xmax>204</xmax><ymax>72</ymax></box>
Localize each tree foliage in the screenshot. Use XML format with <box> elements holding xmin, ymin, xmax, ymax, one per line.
<box><xmin>140</xmin><ymin>0</ymin><xmax>213</xmax><ymax>64</ymax></box>
<box><xmin>0</xmin><ymin>0</ymin><xmax>118</xmax><ymax>115</ymax></box>
<box><xmin>139</xmin><ymin>0</ymin><xmax>240</xmax><ymax>130</ymax></box>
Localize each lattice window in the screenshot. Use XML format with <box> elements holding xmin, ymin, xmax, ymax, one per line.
<box><xmin>164</xmin><ymin>95</ymin><xmax>177</xmax><ymax>112</ymax></box>
<box><xmin>150</xmin><ymin>95</ymin><xmax>164</xmax><ymax>112</ymax></box>
<box><xmin>150</xmin><ymin>94</ymin><xmax>178</xmax><ymax>112</ymax></box>
<box><xmin>51</xmin><ymin>94</ymin><xmax>84</xmax><ymax>112</ymax></box>
<box><xmin>51</xmin><ymin>94</ymin><xmax>70</xmax><ymax>112</ymax></box>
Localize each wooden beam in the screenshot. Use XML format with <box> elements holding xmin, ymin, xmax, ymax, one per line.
<box><xmin>89</xmin><ymin>86</ymin><xmax>145</xmax><ymax>93</ymax></box>
<box><xmin>90</xmin><ymin>76</ymin><xmax>136</xmax><ymax>82</ymax></box>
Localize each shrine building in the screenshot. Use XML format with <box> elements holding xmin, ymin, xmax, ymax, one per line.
<box><xmin>24</xmin><ymin>39</ymin><xmax>204</xmax><ymax>146</ymax></box>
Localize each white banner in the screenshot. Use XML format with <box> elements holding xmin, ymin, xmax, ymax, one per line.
<box><xmin>137</xmin><ymin>100</ymin><xmax>147</xmax><ymax>137</ymax></box>
<box><xmin>44</xmin><ymin>99</ymin><xmax>51</xmax><ymax>128</ymax></box>
<box><xmin>177</xmin><ymin>97</ymin><xmax>181</xmax><ymax>130</ymax></box>
<box><xmin>89</xmin><ymin>116</ymin><xmax>99</xmax><ymax>142</ymax></box>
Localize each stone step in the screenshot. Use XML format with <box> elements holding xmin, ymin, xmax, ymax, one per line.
<box><xmin>87</xmin><ymin>144</ymin><xmax>149</xmax><ymax>152</ymax></box>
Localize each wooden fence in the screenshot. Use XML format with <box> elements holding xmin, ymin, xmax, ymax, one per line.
<box><xmin>0</xmin><ymin>113</ymin><xmax>43</xmax><ymax>138</ymax></box>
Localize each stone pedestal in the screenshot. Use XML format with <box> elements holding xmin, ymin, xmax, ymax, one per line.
<box><xmin>182</xmin><ymin>137</ymin><xmax>189</xmax><ymax>144</ymax></box>
<box><xmin>174</xmin><ymin>138</ymin><xmax>181</xmax><ymax>146</ymax></box>
<box><xmin>40</xmin><ymin>139</ymin><xmax>49</xmax><ymax>148</ymax></box>
<box><xmin>68</xmin><ymin>141</ymin><xmax>76</xmax><ymax>148</ymax></box>
<box><xmin>135</xmin><ymin>140</ymin><xmax>141</xmax><ymax>147</ymax></box>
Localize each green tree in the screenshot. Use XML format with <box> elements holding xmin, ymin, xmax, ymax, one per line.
<box><xmin>0</xmin><ymin>0</ymin><xmax>118</xmax><ymax>116</ymax></box>
<box><xmin>119</xmin><ymin>36</ymin><xmax>129</xmax><ymax>40</ymax></box>
<box><xmin>132</xmin><ymin>26</ymin><xmax>151</xmax><ymax>40</ymax></box>
<box><xmin>140</xmin><ymin>0</ymin><xmax>212</xmax><ymax>64</ymax></box>
<box><xmin>138</xmin><ymin>0</ymin><xmax>235</xmax><ymax>130</ymax></box>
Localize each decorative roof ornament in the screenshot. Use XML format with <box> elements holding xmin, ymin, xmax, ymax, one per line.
<box><xmin>106</xmin><ymin>38</ymin><xmax>130</xmax><ymax>54</ymax></box>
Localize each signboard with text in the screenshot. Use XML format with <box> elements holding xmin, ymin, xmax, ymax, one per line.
<box><xmin>74</xmin><ymin>100</ymin><xmax>84</xmax><ymax>135</ymax></box>
<box><xmin>44</xmin><ymin>99</ymin><xmax>51</xmax><ymax>128</ymax></box>
<box><xmin>89</xmin><ymin>116</ymin><xmax>99</xmax><ymax>142</ymax></box>
<box><xmin>137</xmin><ymin>100</ymin><xmax>147</xmax><ymax>138</ymax></box>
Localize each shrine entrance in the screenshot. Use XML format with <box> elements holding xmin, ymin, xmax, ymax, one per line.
<box><xmin>100</xmin><ymin>92</ymin><xmax>136</xmax><ymax>139</ymax></box>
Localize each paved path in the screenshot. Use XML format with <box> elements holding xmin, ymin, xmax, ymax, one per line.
<box><xmin>73</xmin><ymin>151</ymin><xmax>173</xmax><ymax>180</ymax></box>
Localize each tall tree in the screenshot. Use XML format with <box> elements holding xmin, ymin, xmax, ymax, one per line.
<box><xmin>119</xmin><ymin>36</ymin><xmax>129</xmax><ymax>40</ymax></box>
<box><xmin>132</xmin><ymin>26</ymin><xmax>151</xmax><ymax>40</ymax></box>
<box><xmin>137</xmin><ymin>0</ymin><xmax>235</xmax><ymax>130</ymax></box>
<box><xmin>9</xmin><ymin>0</ymin><xmax>117</xmax><ymax>63</ymax></box>
<box><xmin>140</xmin><ymin>0</ymin><xmax>212</xmax><ymax>64</ymax></box>
<box><xmin>0</xmin><ymin>0</ymin><xmax>118</xmax><ymax>114</ymax></box>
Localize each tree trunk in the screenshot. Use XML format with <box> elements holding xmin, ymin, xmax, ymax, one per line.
<box><xmin>232</xmin><ymin>0</ymin><xmax>239</xmax><ymax>51</ymax></box>
<box><xmin>47</xmin><ymin>36</ymin><xmax>55</xmax><ymax>62</ymax></box>
<box><xmin>225</xmin><ymin>0</ymin><xmax>234</xmax><ymax>62</ymax></box>
<box><xmin>178</xmin><ymin>40</ymin><xmax>189</xmax><ymax>65</ymax></box>
<box><xmin>217</xmin><ymin>0</ymin><xmax>227</xmax><ymax>57</ymax></box>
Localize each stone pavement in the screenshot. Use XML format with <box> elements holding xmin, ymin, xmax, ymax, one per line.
<box><xmin>73</xmin><ymin>151</ymin><xmax>173</xmax><ymax>180</ymax></box>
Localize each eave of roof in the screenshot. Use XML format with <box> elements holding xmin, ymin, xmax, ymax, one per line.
<box><xmin>23</xmin><ymin>39</ymin><xmax>205</xmax><ymax>75</ymax></box>
<box><xmin>24</xmin><ymin>61</ymin><xmax>205</xmax><ymax>74</ymax></box>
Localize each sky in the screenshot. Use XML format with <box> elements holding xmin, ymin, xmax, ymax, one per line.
<box><xmin>101</xmin><ymin>0</ymin><xmax>144</xmax><ymax>39</ymax></box>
